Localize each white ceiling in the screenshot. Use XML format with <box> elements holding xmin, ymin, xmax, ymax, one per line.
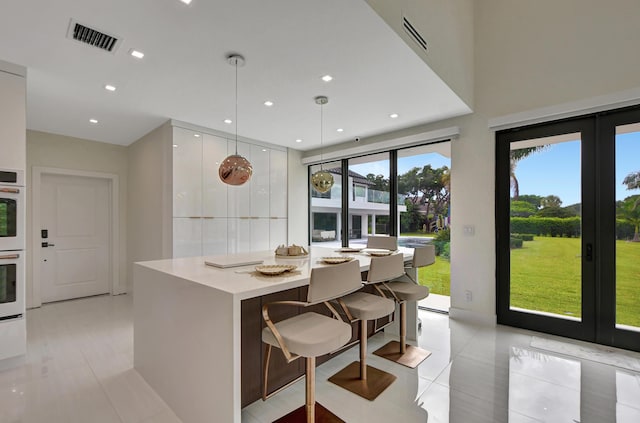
<box><xmin>0</xmin><ymin>0</ymin><xmax>470</xmax><ymax>150</ymax></box>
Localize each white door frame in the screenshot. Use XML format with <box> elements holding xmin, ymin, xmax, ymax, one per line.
<box><xmin>31</xmin><ymin>167</ymin><xmax>122</xmax><ymax>308</ymax></box>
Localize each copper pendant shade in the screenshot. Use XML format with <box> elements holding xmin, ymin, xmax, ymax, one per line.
<box><xmin>310</xmin><ymin>96</ymin><xmax>334</xmax><ymax>194</ymax></box>
<box><xmin>219</xmin><ymin>154</ymin><xmax>253</xmax><ymax>185</ymax></box>
<box><xmin>219</xmin><ymin>54</ymin><xmax>252</xmax><ymax>186</ymax></box>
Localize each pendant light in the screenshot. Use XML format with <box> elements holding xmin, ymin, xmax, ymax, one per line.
<box><xmin>310</xmin><ymin>96</ymin><xmax>334</xmax><ymax>194</ymax></box>
<box><xmin>219</xmin><ymin>54</ymin><xmax>253</xmax><ymax>186</ymax></box>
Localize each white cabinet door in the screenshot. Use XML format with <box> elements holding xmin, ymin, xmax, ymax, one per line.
<box><xmin>250</xmin><ymin>218</ymin><xmax>270</xmax><ymax>252</ymax></box>
<box><xmin>269</xmin><ymin>218</ymin><xmax>287</xmax><ymax>250</ymax></box>
<box><xmin>203</xmin><ymin>134</ymin><xmax>228</xmax><ymax>218</ymax></box>
<box><xmin>227</xmin><ymin>218</ymin><xmax>251</xmax><ymax>254</ymax></box>
<box><xmin>173</xmin><ymin>128</ymin><xmax>202</xmax><ymax>217</ymax></box>
<box><xmin>251</xmin><ymin>145</ymin><xmax>270</xmax><ymax>218</ymax></box>
<box><xmin>173</xmin><ymin>217</ymin><xmax>202</xmax><ymax>258</ymax></box>
<box><xmin>0</xmin><ymin>70</ymin><xmax>26</xmax><ymax>170</ymax></box>
<box><xmin>202</xmin><ymin>218</ymin><xmax>228</xmax><ymax>256</ymax></box>
<box><xmin>270</xmin><ymin>149</ymin><xmax>287</xmax><ymax>218</ymax></box>
<box><xmin>226</xmin><ymin>141</ymin><xmax>252</xmax><ymax>218</ymax></box>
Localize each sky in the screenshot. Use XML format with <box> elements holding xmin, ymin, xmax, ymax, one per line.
<box><xmin>349</xmin><ymin>152</ymin><xmax>450</xmax><ymax>179</ymax></box>
<box><xmin>339</xmin><ymin>132</ymin><xmax>640</xmax><ymax>206</ymax></box>
<box><xmin>515</xmin><ymin>131</ymin><xmax>640</xmax><ymax>205</ymax></box>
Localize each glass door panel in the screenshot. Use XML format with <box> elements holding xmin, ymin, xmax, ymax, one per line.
<box><xmin>397</xmin><ymin>143</ymin><xmax>451</xmax><ymax>312</ymax></box>
<box><xmin>509</xmin><ymin>134</ymin><xmax>583</xmax><ymax>320</ymax></box>
<box><xmin>614</xmin><ymin>123</ymin><xmax>640</xmax><ymax>332</ymax></box>
<box><xmin>309</xmin><ymin>161</ymin><xmax>341</xmax><ymax>247</ymax></box>
<box><xmin>348</xmin><ymin>153</ymin><xmax>390</xmax><ymax>240</ymax></box>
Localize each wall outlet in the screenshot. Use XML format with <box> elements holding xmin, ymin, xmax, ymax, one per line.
<box><xmin>465</xmin><ymin>289</ymin><xmax>473</xmax><ymax>302</ymax></box>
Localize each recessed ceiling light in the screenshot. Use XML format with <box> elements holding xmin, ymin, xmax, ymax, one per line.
<box><xmin>295</xmin><ymin>139</ymin><xmax>302</xmax><ymax>143</ymax></box>
<box><xmin>173</xmin><ymin>144</ymin><xmax>178</xmax><ymax>148</ymax></box>
<box><xmin>224</xmin><ymin>119</ymin><xmax>232</xmax><ymax>124</ymax></box>
<box><xmin>264</xmin><ymin>101</ymin><xmax>274</xmax><ymax>107</ymax></box>
<box><xmin>104</xmin><ymin>84</ymin><xmax>116</xmax><ymax>92</ymax></box>
<box><xmin>389</xmin><ymin>113</ymin><xmax>399</xmax><ymax>119</ymax></box>
<box><xmin>321</xmin><ymin>75</ymin><xmax>333</xmax><ymax>82</ymax></box>
<box><xmin>129</xmin><ymin>49</ymin><xmax>145</xmax><ymax>59</ymax></box>
<box><xmin>179</xmin><ymin>0</ymin><xmax>192</xmax><ymax>4</ymax></box>
<box><xmin>89</xmin><ymin>119</ymin><xmax>98</xmax><ymax>124</ymax></box>
<box><xmin>262</xmin><ymin>149</ymin><xmax>267</xmax><ymax>152</ymax></box>
<box><xmin>336</xmin><ymin>128</ymin><xmax>344</xmax><ymax>133</ymax></box>
<box><xmin>194</xmin><ymin>134</ymin><xmax>201</xmax><ymax>138</ymax></box>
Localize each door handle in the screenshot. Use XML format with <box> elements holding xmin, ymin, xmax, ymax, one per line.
<box><xmin>41</xmin><ymin>242</ymin><xmax>55</xmax><ymax>248</ymax></box>
<box><xmin>585</xmin><ymin>243</ymin><xmax>593</xmax><ymax>262</ymax></box>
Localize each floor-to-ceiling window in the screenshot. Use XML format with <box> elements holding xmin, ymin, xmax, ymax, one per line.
<box><xmin>397</xmin><ymin>143</ymin><xmax>451</xmax><ymax>312</ymax></box>
<box><xmin>309</xmin><ymin>161</ymin><xmax>342</xmax><ymax>246</ymax></box>
<box><xmin>496</xmin><ymin>106</ymin><xmax>640</xmax><ymax>352</ymax></box>
<box><xmin>308</xmin><ymin>140</ymin><xmax>453</xmax><ymax>312</ymax></box>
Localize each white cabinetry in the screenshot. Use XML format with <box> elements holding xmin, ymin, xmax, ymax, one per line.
<box><xmin>0</xmin><ymin>69</ymin><xmax>26</xmax><ymax>170</ymax></box>
<box><xmin>172</xmin><ymin>125</ymin><xmax>288</xmax><ymax>258</ymax></box>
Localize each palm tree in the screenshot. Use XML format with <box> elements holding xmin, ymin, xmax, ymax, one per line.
<box><xmin>623</xmin><ymin>170</ymin><xmax>640</xmax><ymax>209</ymax></box>
<box><xmin>510</xmin><ymin>146</ymin><xmax>547</xmax><ymax>200</ymax></box>
<box><xmin>618</xmin><ymin>196</ymin><xmax>640</xmax><ymax>242</ymax></box>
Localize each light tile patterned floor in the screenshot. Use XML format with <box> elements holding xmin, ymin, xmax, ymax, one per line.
<box><xmin>1</xmin><ymin>294</ymin><xmax>639</xmax><ymax>423</ymax></box>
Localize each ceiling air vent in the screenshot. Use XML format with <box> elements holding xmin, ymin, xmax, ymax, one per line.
<box><xmin>402</xmin><ymin>17</ymin><xmax>427</xmax><ymax>52</ymax></box>
<box><xmin>66</xmin><ymin>19</ymin><xmax>121</xmax><ymax>53</ymax></box>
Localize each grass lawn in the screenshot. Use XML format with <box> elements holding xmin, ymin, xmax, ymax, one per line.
<box><xmin>413</xmin><ymin>236</ymin><xmax>640</xmax><ymax>328</ymax></box>
<box><xmin>417</xmin><ymin>256</ymin><xmax>450</xmax><ymax>296</ymax></box>
<box><xmin>510</xmin><ymin>237</ymin><xmax>640</xmax><ymax>327</ymax></box>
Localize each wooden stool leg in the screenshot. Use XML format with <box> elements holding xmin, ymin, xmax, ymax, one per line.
<box><xmin>400</xmin><ymin>302</ymin><xmax>407</xmax><ymax>355</ymax></box>
<box><xmin>360</xmin><ymin>319</ymin><xmax>367</xmax><ymax>380</ymax></box>
<box><xmin>306</xmin><ymin>357</ymin><xmax>315</xmax><ymax>423</ymax></box>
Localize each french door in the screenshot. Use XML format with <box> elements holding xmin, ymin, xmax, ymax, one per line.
<box><xmin>496</xmin><ymin>106</ymin><xmax>640</xmax><ymax>352</ymax></box>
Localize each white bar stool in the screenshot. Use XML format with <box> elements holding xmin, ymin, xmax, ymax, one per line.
<box><xmin>261</xmin><ymin>260</ymin><xmax>363</xmax><ymax>423</ymax></box>
<box><xmin>374</xmin><ymin>245</ymin><xmax>435</xmax><ymax>368</ymax></box>
<box><xmin>328</xmin><ymin>253</ymin><xmax>402</xmax><ymax>401</ymax></box>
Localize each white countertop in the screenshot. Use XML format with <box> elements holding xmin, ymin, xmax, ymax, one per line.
<box><xmin>136</xmin><ymin>246</ymin><xmax>412</xmax><ymax>300</ymax></box>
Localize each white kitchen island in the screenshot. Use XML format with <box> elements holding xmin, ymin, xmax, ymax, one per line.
<box><xmin>133</xmin><ymin>246</ymin><xmax>416</xmax><ymax>423</ymax></box>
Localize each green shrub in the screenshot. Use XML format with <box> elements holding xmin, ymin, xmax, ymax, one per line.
<box><xmin>511</xmin><ymin>233</ymin><xmax>534</xmax><ymax>241</ymax></box>
<box><xmin>510</xmin><ymin>237</ymin><xmax>523</xmax><ymax>248</ymax></box>
<box><xmin>510</xmin><ymin>217</ymin><xmax>581</xmax><ymax>238</ymax></box>
<box><xmin>435</xmin><ymin>227</ymin><xmax>450</xmax><ymax>241</ymax></box>
<box><xmin>433</xmin><ymin>240</ymin><xmax>450</xmax><ymax>260</ymax></box>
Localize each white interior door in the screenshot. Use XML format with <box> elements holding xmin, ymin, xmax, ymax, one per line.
<box><xmin>40</xmin><ymin>174</ymin><xmax>110</xmax><ymax>303</ymax></box>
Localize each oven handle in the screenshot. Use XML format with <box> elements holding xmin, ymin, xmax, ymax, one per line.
<box><xmin>0</xmin><ymin>253</ymin><xmax>20</xmax><ymax>260</ymax></box>
<box><xmin>0</xmin><ymin>187</ymin><xmax>20</xmax><ymax>194</ymax></box>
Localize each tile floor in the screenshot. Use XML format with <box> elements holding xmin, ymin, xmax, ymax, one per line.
<box><xmin>1</xmin><ymin>294</ymin><xmax>640</xmax><ymax>423</ymax></box>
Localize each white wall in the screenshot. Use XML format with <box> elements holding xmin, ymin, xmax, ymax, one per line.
<box><xmin>126</xmin><ymin>123</ymin><xmax>173</xmax><ymax>292</ymax></box>
<box><xmin>26</xmin><ymin>130</ymin><xmax>128</xmax><ymax>307</ymax></box>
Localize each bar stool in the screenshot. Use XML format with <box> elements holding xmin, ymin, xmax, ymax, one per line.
<box><xmin>366</xmin><ymin>235</ymin><xmax>398</xmax><ymax>251</ymax></box>
<box><xmin>328</xmin><ymin>253</ymin><xmax>402</xmax><ymax>401</ymax></box>
<box><xmin>261</xmin><ymin>260</ymin><xmax>363</xmax><ymax>423</ymax></box>
<box><xmin>373</xmin><ymin>245</ymin><xmax>435</xmax><ymax>368</ymax></box>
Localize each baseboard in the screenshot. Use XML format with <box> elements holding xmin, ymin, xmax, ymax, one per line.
<box><xmin>449</xmin><ymin>307</ymin><xmax>496</xmax><ymax>326</ymax></box>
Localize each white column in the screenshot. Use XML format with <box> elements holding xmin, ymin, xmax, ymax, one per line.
<box><xmin>371</xmin><ymin>214</ymin><xmax>377</xmax><ymax>236</ymax></box>
<box><xmin>336</xmin><ymin>211</ymin><xmax>341</xmax><ymax>242</ymax></box>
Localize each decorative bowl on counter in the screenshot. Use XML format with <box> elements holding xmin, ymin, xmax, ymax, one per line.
<box><xmin>321</xmin><ymin>256</ymin><xmax>355</xmax><ymax>264</ymax></box>
<box><xmin>363</xmin><ymin>248</ymin><xmax>394</xmax><ymax>257</ymax></box>
<box><xmin>255</xmin><ymin>264</ymin><xmax>297</xmax><ymax>275</ymax></box>
<box><xmin>337</xmin><ymin>246</ymin><xmax>364</xmax><ymax>253</ymax></box>
<box><xmin>274</xmin><ymin>244</ymin><xmax>309</xmax><ymax>257</ymax></box>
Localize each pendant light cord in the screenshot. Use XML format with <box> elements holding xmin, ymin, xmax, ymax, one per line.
<box><xmin>319</xmin><ymin>102</ymin><xmax>324</xmax><ymax>171</ymax></box>
<box><xmin>234</xmin><ymin>58</ymin><xmax>238</xmax><ymax>155</ymax></box>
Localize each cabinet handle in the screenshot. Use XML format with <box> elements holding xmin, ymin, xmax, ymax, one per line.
<box><xmin>240</xmin><ymin>217</ymin><xmax>251</xmax><ymax>220</ymax></box>
<box><xmin>203</xmin><ymin>217</ymin><xmax>214</xmax><ymax>219</ymax></box>
<box><xmin>0</xmin><ymin>254</ymin><xmax>19</xmax><ymax>260</ymax></box>
<box><xmin>188</xmin><ymin>216</ymin><xmax>201</xmax><ymax>219</ymax></box>
<box><xmin>0</xmin><ymin>188</ymin><xmax>20</xmax><ymax>194</ymax></box>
